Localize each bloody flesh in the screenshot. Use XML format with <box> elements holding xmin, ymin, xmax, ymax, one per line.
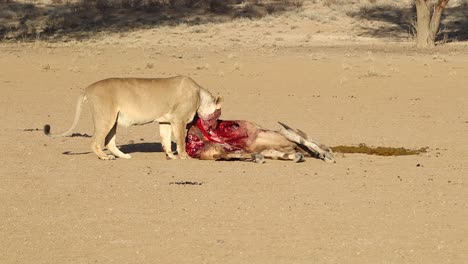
<box><xmin>185</xmin><ymin>111</ymin><xmax>250</xmax><ymax>158</ymax></box>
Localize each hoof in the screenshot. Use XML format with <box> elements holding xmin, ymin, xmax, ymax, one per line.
<box><xmin>319</xmin><ymin>145</ymin><xmax>336</xmax><ymax>163</ymax></box>
<box><xmin>293</xmin><ymin>152</ymin><xmax>304</xmax><ymax>163</ymax></box>
<box><xmin>253</xmin><ymin>153</ymin><xmax>265</xmax><ymax>164</ymax></box>
<box><xmin>323</xmin><ymin>152</ymin><xmax>336</xmax><ymax>163</ymax></box>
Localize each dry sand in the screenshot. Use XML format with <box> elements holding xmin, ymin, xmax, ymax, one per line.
<box><xmin>1</xmin><ymin>3</ymin><xmax>468</xmax><ymax>263</ymax></box>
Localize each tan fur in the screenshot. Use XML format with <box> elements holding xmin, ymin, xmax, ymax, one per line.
<box><xmin>45</xmin><ymin>76</ymin><xmax>222</xmax><ymax>160</ymax></box>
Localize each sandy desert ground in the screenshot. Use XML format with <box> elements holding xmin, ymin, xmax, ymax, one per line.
<box><xmin>1</xmin><ymin>1</ymin><xmax>468</xmax><ymax>263</ymax></box>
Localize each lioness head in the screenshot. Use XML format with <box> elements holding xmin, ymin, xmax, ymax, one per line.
<box><xmin>198</xmin><ymin>92</ymin><xmax>223</xmax><ymax>120</ymax></box>
<box><xmin>198</xmin><ymin>108</ymin><xmax>222</xmax><ymax>130</ymax></box>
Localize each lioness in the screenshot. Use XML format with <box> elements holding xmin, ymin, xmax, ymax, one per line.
<box><xmin>44</xmin><ymin>76</ymin><xmax>223</xmax><ymax>160</ymax></box>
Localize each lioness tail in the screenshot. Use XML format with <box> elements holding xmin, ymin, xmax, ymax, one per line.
<box><xmin>44</xmin><ymin>94</ymin><xmax>86</xmax><ymax>138</ymax></box>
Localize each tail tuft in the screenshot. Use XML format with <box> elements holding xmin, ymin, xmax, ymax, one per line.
<box><xmin>44</xmin><ymin>124</ymin><xmax>51</xmax><ymax>136</ymax></box>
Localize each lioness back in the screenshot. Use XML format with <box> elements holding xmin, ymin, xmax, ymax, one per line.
<box><xmin>85</xmin><ymin>76</ymin><xmax>202</xmax><ymax>126</ymax></box>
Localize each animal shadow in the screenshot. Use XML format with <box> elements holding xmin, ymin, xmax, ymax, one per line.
<box><xmin>62</xmin><ymin>142</ymin><xmax>176</xmax><ymax>156</ymax></box>
<box><xmin>118</xmin><ymin>142</ymin><xmax>177</xmax><ymax>154</ymax></box>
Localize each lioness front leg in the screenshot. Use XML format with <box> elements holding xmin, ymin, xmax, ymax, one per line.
<box><xmin>159</xmin><ymin>123</ymin><xmax>176</xmax><ymax>159</ymax></box>
<box><xmin>171</xmin><ymin>121</ymin><xmax>189</xmax><ymax>159</ymax></box>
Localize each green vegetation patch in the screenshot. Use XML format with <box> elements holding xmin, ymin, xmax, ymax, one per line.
<box><xmin>331</xmin><ymin>143</ymin><xmax>428</xmax><ymax>156</ymax></box>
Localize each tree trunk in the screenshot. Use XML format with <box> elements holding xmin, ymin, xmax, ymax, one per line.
<box><xmin>415</xmin><ymin>0</ymin><xmax>432</xmax><ymax>47</ymax></box>
<box><xmin>414</xmin><ymin>0</ymin><xmax>450</xmax><ymax>48</ymax></box>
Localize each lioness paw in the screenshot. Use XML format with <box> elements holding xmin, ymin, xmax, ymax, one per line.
<box><xmin>178</xmin><ymin>153</ymin><xmax>189</xmax><ymax>160</ymax></box>
<box><xmin>98</xmin><ymin>155</ymin><xmax>116</xmax><ymax>160</ymax></box>
<box><xmin>166</xmin><ymin>153</ymin><xmax>176</xmax><ymax>160</ymax></box>
<box><xmin>120</xmin><ymin>154</ymin><xmax>132</xmax><ymax>159</ymax></box>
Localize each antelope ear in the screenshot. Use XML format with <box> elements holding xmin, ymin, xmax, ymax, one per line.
<box><xmin>215</xmin><ymin>96</ymin><xmax>223</xmax><ymax>109</ymax></box>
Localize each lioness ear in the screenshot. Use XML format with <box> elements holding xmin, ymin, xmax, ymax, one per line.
<box><xmin>215</xmin><ymin>96</ymin><xmax>223</xmax><ymax>109</ymax></box>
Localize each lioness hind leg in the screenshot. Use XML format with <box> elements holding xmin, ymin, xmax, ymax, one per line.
<box><xmin>91</xmin><ymin>110</ymin><xmax>118</xmax><ymax>160</ymax></box>
<box><xmin>159</xmin><ymin>123</ymin><xmax>175</xmax><ymax>159</ymax></box>
<box><xmin>260</xmin><ymin>149</ymin><xmax>304</xmax><ymax>163</ymax></box>
<box><xmin>91</xmin><ymin>137</ymin><xmax>115</xmax><ymax>160</ymax></box>
<box><xmin>105</xmin><ymin>122</ymin><xmax>131</xmax><ymax>159</ymax></box>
